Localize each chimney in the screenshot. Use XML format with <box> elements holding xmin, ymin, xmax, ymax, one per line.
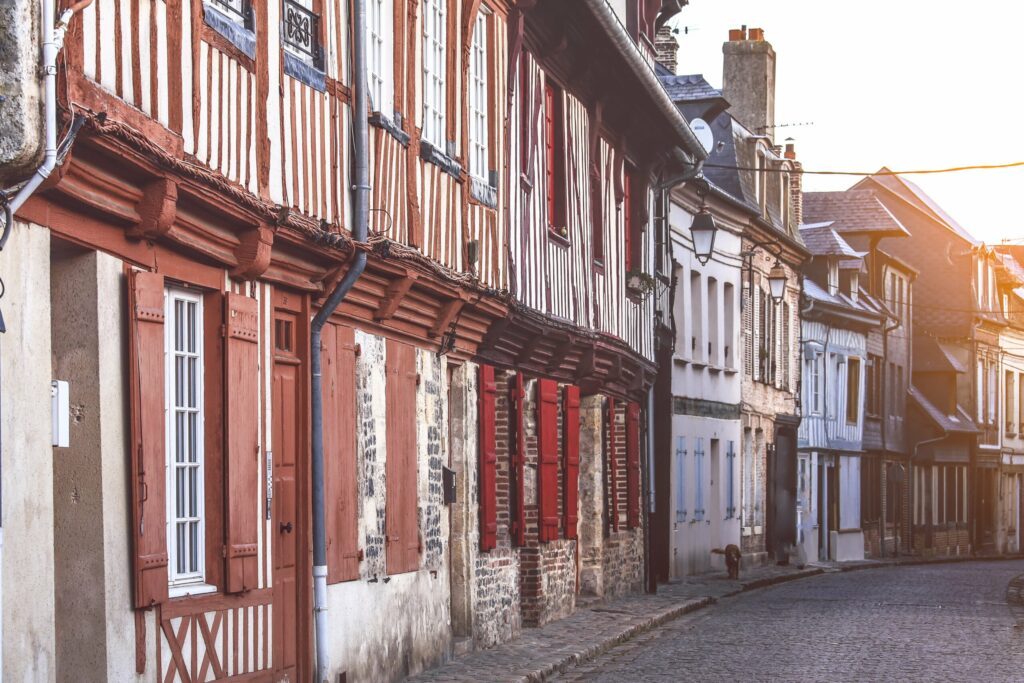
<box><xmin>722</xmin><ymin>27</ymin><xmax>776</xmax><ymax>136</ymax></box>
<box><xmin>655</xmin><ymin>24</ymin><xmax>679</xmax><ymax>75</ymax></box>
<box><xmin>785</xmin><ymin>141</ymin><xmax>803</xmax><ymax>228</ymax></box>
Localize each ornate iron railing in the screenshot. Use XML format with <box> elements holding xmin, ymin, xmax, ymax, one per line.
<box><xmin>283</xmin><ymin>0</ymin><xmax>321</xmax><ymax>67</ymax></box>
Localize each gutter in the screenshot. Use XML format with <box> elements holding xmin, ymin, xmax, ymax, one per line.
<box><xmin>309</xmin><ymin>0</ymin><xmax>369</xmax><ymax>678</ymax></box>
<box><xmin>581</xmin><ymin>0</ymin><xmax>707</xmax><ymax>163</ymax></box>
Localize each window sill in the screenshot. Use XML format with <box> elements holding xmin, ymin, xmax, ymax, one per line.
<box><xmin>284</xmin><ymin>51</ymin><xmax>326</xmax><ymax>92</ymax></box>
<box><xmin>203</xmin><ymin>2</ymin><xmax>256</xmax><ymax>60</ymax></box>
<box><xmin>369</xmin><ymin>111</ymin><xmax>410</xmax><ymax>146</ymax></box>
<box><xmin>708</xmin><ymin>365</ymin><xmax>724</xmax><ymax>374</ymax></box>
<box><xmin>723</xmin><ymin>366</ymin><xmax>738</xmax><ymax>375</ymax></box>
<box><xmin>169</xmin><ymin>582</ymin><xmax>218</xmax><ymax>600</ymax></box>
<box><xmin>547</xmin><ymin>229</ymin><xmax>570</xmax><ymax>247</ymax></box>
<box><xmin>469</xmin><ymin>176</ymin><xmax>498</xmax><ymax>208</ymax></box>
<box><xmin>690</xmin><ymin>360</ymin><xmax>707</xmax><ymax>369</ymax></box>
<box><xmin>420</xmin><ymin>141</ymin><xmax>462</xmax><ymax>179</ymax></box>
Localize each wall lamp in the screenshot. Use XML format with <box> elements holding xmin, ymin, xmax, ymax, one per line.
<box><xmin>689</xmin><ymin>177</ymin><xmax>717</xmax><ymax>266</ymax></box>
<box><xmin>742</xmin><ymin>238</ymin><xmax>788</xmax><ymax>306</ymax></box>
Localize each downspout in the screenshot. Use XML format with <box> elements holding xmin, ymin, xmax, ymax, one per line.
<box><xmin>1</xmin><ymin>3</ymin><xmax>85</xmax><ymax>239</ymax></box>
<box><xmin>310</xmin><ymin>0</ymin><xmax>369</xmax><ymax>678</ymax></box>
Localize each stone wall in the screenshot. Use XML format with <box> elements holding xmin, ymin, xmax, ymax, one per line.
<box><xmin>326</xmin><ymin>334</ymin><xmax>451</xmax><ymax>682</ymax></box>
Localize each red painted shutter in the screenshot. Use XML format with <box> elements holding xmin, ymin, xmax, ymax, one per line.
<box><xmin>510</xmin><ymin>373</ymin><xmax>526</xmax><ymax>547</ymax></box>
<box><xmin>607</xmin><ymin>397</ymin><xmax>619</xmax><ymax>532</ymax></box>
<box><xmin>129</xmin><ymin>271</ymin><xmax>168</xmax><ymax>608</ymax></box>
<box><xmin>623</xmin><ymin>174</ymin><xmax>633</xmax><ymax>272</ymax></box>
<box><xmin>626</xmin><ymin>401</ymin><xmax>641</xmax><ymax>529</ymax></box>
<box><xmin>325</xmin><ymin>324</ymin><xmax>360</xmax><ymax>583</ymax></box>
<box><xmin>537</xmin><ymin>378</ymin><xmax>560</xmax><ymax>542</ymax></box>
<box><xmin>224</xmin><ymin>292</ymin><xmax>260</xmax><ymax>593</ymax></box>
<box><xmin>562</xmin><ymin>385</ymin><xmax>580</xmax><ymax>540</ymax></box>
<box><xmin>386</xmin><ymin>340</ymin><xmax>419</xmax><ymax>574</ymax></box>
<box><xmin>479</xmin><ymin>365</ymin><xmax>498</xmax><ymax>551</ymax></box>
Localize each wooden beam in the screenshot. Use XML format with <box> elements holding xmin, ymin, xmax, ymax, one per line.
<box><xmin>428</xmin><ymin>297</ymin><xmax>466</xmax><ymax>339</ymax></box>
<box><xmin>375</xmin><ymin>270</ymin><xmax>418</xmax><ymax>321</ymax></box>
<box><xmin>545</xmin><ymin>333</ymin><xmax>575</xmax><ymax>373</ymax></box>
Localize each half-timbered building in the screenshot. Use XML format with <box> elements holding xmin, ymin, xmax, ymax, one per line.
<box><xmin>0</xmin><ymin>1</ymin><xmax>703</xmax><ymax>681</ymax></box>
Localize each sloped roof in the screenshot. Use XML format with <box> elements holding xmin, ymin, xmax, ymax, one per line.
<box><xmin>799</xmin><ymin>223</ymin><xmax>867</xmax><ymax>258</ymax></box>
<box><xmin>659</xmin><ymin>72</ymin><xmax>723</xmax><ymax>102</ymax></box>
<box><xmin>913</xmin><ymin>336</ymin><xmax>967</xmax><ymax>374</ymax></box>
<box><xmin>909</xmin><ymin>385</ymin><xmax>980</xmax><ymax>434</ymax></box>
<box><xmin>803</xmin><ymin>190</ymin><xmax>910</xmax><ymax>237</ymax></box>
<box><xmin>803</xmin><ymin>277</ymin><xmax>883</xmax><ymax>323</ymax></box>
<box><xmin>860</xmin><ymin>169</ymin><xmax>978</xmax><ymax>245</ymax></box>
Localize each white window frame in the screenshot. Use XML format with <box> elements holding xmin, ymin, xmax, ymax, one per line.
<box><xmin>367</xmin><ymin>0</ymin><xmax>394</xmax><ymax>116</ymax></box>
<box><xmin>421</xmin><ymin>0</ymin><xmax>447</xmax><ymax>148</ymax></box>
<box><xmin>468</xmin><ymin>7</ymin><xmax>489</xmax><ymax>181</ymax></box>
<box><xmin>810</xmin><ymin>351</ymin><xmax>823</xmax><ymax>415</ymax></box>
<box><xmin>164</xmin><ymin>287</ymin><xmax>214</xmax><ymax>597</ymax></box>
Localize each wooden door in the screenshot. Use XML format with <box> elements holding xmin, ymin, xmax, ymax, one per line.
<box><xmin>272</xmin><ymin>309</ymin><xmax>302</xmax><ymax>681</ymax></box>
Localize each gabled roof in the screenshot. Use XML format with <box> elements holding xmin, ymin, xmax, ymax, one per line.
<box><xmin>909</xmin><ymin>385</ymin><xmax>980</xmax><ymax>435</ymax></box>
<box><xmin>803</xmin><ymin>190</ymin><xmax>910</xmax><ymax>238</ymax></box>
<box><xmin>857</xmin><ymin>169</ymin><xmax>978</xmax><ymax>245</ymax></box>
<box><xmin>913</xmin><ymin>336</ymin><xmax>967</xmax><ymax>374</ymax></box>
<box><xmin>799</xmin><ymin>223</ymin><xmax>867</xmax><ymax>258</ymax></box>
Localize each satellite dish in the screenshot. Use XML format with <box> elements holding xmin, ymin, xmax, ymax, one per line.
<box><xmin>690</xmin><ymin>118</ymin><xmax>715</xmax><ymax>155</ymax></box>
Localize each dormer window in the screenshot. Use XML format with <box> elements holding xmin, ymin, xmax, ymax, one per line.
<box><xmin>756</xmin><ymin>150</ymin><xmax>767</xmax><ymax>215</ymax></box>
<box><xmin>827</xmin><ymin>259</ymin><xmax>839</xmax><ymax>296</ymax></box>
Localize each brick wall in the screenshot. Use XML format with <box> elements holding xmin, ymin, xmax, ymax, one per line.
<box><xmin>471</xmin><ymin>369</ymin><xmax>522</xmax><ymax>647</ymax></box>
<box><xmin>518</xmin><ymin>378</ymin><xmax>578</xmax><ymax>627</ymax></box>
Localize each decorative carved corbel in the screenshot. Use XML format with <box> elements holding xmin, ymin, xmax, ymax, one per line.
<box><xmin>130</xmin><ymin>177</ymin><xmax>177</xmax><ymax>239</ymax></box>
<box><xmin>429</xmin><ymin>295</ymin><xmax>468</xmax><ymax>339</ymax></box>
<box><xmin>375</xmin><ymin>268</ymin><xmax>419</xmax><ymax>321</ymax></box>
<box><xmin>231</xmin><ymin>224</ymin><xmax>275</xmax><ymax>280</ymax></box>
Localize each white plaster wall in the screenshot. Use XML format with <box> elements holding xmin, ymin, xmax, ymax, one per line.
<box><xmin>839</xmin><ymin>454</ymin><xmax>861</xmax><ymax>533</ymax></box>
<box><xmin>670</xmin><ymin>414</ymin><xmax>742</xmax><ymax>578</ymax></box>
<box><xmin>0</xmin><ymin>220</ymin><xmax>56</xmax><ymax>682</ymax></box>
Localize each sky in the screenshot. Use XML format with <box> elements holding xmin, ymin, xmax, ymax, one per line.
<box><xmin>664</xmin><ymin>0</ymin><xmax>1024</xmax><ymax>245</ymax></box>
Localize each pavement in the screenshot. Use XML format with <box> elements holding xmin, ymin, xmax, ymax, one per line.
<box><xmin>407</xmin><ymin>556</ymin><xmax>1024</xmax><ymax>682</ymax></box>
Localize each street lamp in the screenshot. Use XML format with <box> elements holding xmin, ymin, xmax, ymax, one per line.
<box><xmin>689</xmin><ymin>176</ymin><xmax>718</xmax><ymax>266</ymax></box>
<box><xmin>741</xmin><ymin>241</ymin><xmax>790</xmax><ymax>308</ymax></box>
<box><xmin>767</xmin><ymin>259</ymin><xmax>788</xmax><ymax>304</ymax></box>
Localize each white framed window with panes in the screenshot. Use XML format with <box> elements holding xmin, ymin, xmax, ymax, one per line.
<box><xmin>468</xmin><ymin>6</ymin><xmax>490</xmax><ymax>182</ymax></box>
<box><xmin>164</xmin><ymin>286</ymin><xmax>214</xmax><ymax>597</ymax></box>
<box><xmin>421</xmin><ymin>0</ymin><xmax>447</xmax><ymax>148</ymax></box>
<box><xmin>367</xmin><ymin>0</ymin><xmax>393</xmax><ymax>116</ymax></box>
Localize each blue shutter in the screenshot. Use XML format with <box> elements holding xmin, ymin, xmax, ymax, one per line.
<box><xmin>694</xmin><ymin>437</ymin><xmax>705</xmax><ymax>521</ymax></box>
<box><xmin>675</xmin><ymin>437</ymin><xmax>687</xmax><ymax>522</ymax></box>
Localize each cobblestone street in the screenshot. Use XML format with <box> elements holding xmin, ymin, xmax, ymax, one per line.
<box><xmin>558</xmin><ymin>560</ymin><xmax>1024</xmax><ymax>682</ymax></box>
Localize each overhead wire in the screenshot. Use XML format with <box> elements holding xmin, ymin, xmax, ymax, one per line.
<box><xmin>702</xmin><ymin>160</ymin><xmax>1024</xmax><ymax>176</ymax></box>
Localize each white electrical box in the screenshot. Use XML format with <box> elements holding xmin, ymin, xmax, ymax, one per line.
<box><xmin>51</xmin><ymin>380</ymin><xmax>69</xmax><ymax>448</ymax></box>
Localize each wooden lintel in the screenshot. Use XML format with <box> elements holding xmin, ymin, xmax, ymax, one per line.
<box><xmin>375</xmin><ymin>271</ymin><xmax>418</xmax><ymax>321</ymax></box>
<box><xmin>428</xmin><ymin>297</ymin><xmax>466</xmax><ymax>339</ymax></box>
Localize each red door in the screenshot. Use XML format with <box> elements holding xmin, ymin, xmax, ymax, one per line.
<box><xmin>272</xmin><ymin>309</ymin><xmax>302</xmax><ymax>681</ymax></box>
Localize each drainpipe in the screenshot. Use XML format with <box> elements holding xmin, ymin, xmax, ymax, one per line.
<box><xmin>310</xmin><ymin>0</ymin><xmax>369</xmax><ymax>678</ymax></box>
<box><xmin>2</xmin><ymin>3</ymin><xmax>84</xmax><ymax>224</ymax></box>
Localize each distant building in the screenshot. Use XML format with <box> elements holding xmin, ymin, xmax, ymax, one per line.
<box><xmin>797</xmin><ymin>223</ymin><xmax>885</xmax><ymax>561</ymax></box>
<box><xmin>804</xmin><ymin>190</ymin><xmax>917</xmax><ymax>559</ymax></box>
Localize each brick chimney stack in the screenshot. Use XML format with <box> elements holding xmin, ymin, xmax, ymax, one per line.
<box><xmin>785</xmin><ymin>141</ymin><xmax>803</xmax><ymax>228</ymax></box>
<box><xmin>655</xmin><ymin>24</ymin><xmax>679</xmax><ymax>75</ymax></box>
<box><xmin>722</xmin><ymin>26</ymin><xmax>776</xmax><ymax>136</ymax></box>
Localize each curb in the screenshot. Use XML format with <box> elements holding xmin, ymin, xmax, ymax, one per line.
<box><xmin>520</xmin><ymin>596</ymin><xmax>714</xmax><ymax>683</ymax></box>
